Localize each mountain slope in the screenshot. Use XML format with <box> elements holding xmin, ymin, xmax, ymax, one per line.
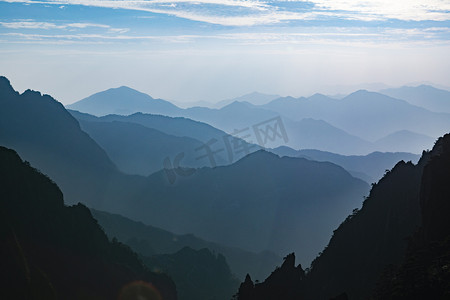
<box><xmin>143</xmin><ymin>247</ymin><xmax>240</xmax><ymax>300</ymax></box>
<box><xmin>304</xmin><ymin>158</ymin><xmax>425</xmax><ymax>299</ymax></box>
<box><xmin>0</xmin><ymin>146</ymin><xmax>176</xmax><ymax>300</ymax></box>
<box><xmin>76</xmin><ymin>119</ymin><xmax>219</xmax><ymax>176</ymax></box>
<box><xmin>69</xmin><ymin>110</ymin><xmax>232</xmax><ymax>144</ymax></box>
<box><xmin>236</xmin><ymin>253</ymin><xmax>305</xmax><ymax>300</ymax></box>
<box><xmin>375</xmin><ymin>134</ymin><xmax>450</xmax><ymax>299</ymax></box>
<box><xmin>284</xmin><ymin>118</ymin><xmax>373</xmax><ymax>154</ymax></box>
<box><xmin>0</xmin><ymin>76</ymin><xmax>124</xmax><ymax>208</ymax></box>
<box><xmin>271</xmin><ymin>147</ymin><xmax>421</xmax><ymax>183</ymax></box>
<box><xmin>69</xmin><ymin>110</ymin><xmax>260</xmax><ymax>171</ymax></box>
<box><xmin>67</xmin><ymin>86</ymin><xmax>181</xmax><ymax>116</ymax></box>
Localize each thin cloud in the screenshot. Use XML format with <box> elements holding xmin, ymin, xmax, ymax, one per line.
<box><xmin>0</xmin><ymin>21</ymin><xmax>65</xmax><ymax>29</ymax></box>
<box><xmin>0</xmin><ymin>20</ymin><xmax>129</xmax><ymax>33</ymax></box>
<box><xmin>307</xmin><ymin>0</ymin><xmax>450</xmax><ymax>22</ymax></box>
<box><xmin>2</xmin><ymin>0</ymin><xmax>449</xmax><ymax>26</ymax></box>
<box><xmin>2</xmin><ymin>26</ymin><xmax>449</xmax><ymax>47</ymax></box>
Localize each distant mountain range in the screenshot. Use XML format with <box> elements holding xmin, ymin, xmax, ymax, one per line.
<box><xmin>67</xmin><ymin>84</ymin><xmax>450</xmax><ymax>154</ymax></box>
<box><xmin>214</xmin><ymin>92</ymin><xmax>281</xmax><ymax>108</ymax></box>
<box><xmin>69</xmin><ymin>90</ymin><xmax>372</xmax><ymax>154</ymax></box>
<box><xmin>70</xmin><ymin>109</ymin><xmax>422</xmax><ymax>182</ymax></box>
<box><xmin>380</xmin><ymin>84</ymin><xmax>450</xmax><ymax>113</ymax></box>
<box><xmin>1</xmin><ymin>76</ymin><xmax>368</xmax><ymax>269</ymax></box>
<box><xmin>263</xmin><ymin>90</ymin><xmax>450</xmax><ymax>142</ymax></box>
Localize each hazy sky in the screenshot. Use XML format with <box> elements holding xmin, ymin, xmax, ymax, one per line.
<box><xmin>1</xmin><ymin>0</ymin><xmax>449</xmax><ymax>104</ymax></box>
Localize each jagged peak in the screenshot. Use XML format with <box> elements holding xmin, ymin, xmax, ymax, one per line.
<box><xmin>22</xmin><ymin>89</ymin><xmax>42</xmax><ymax>97</ymax></box>
<box><xmin>281</xmin><ymin>253</ymin><xmax>296</xmax><ymax>269</ymax></box>
<box><xmin>0</xmin><ymin>76</ymin><xmax>19</xmax><ymax>97</ymax></box>
<box><xmin>0</xmin><ymin>76</ymin><xmax>12</xmax><ymax>88</ymax></box>
<box><xmin>244</xmin><ymin>274</ymin><xmax>253</xmax><ymax>284</ymax></box>
<box><xmin>430</xmin><ymin>133</ymin><xmax>450</xmax><ymax>157</ymax></box>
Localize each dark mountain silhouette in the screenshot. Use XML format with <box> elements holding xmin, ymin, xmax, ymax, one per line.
<box><xmin>115</xmin><ymin>150</ymin><xmax>369</xmax><ymax>266</ymax></box>
<box><xmin>0</xmin><ymin>76</ymin><xmax>125</xmax><ymax>208</ymax></box>
<box><xmin>69</xmin><ymin>86</ymin><xmax>450</xmax><ymax>154</ymax></box>
<box><xmin>91</xmin><ymin>209</ymin><xmax>281</xmax><ymax>281</ymax></box>
<box><xmin>303</xmin><ymin>157</ymin><xmax>426</xmax><ymax>299</ymax></box>
<box><xmin>143</xmin><ymin>247</ymin><xmax>240</xmax><ymax>300</ymax></box>
<box><xmin>375</xmin><ymin>134</ymin><xmax>450</xmax><ymax>299</ymax></box>
<box><xmin>271</xmin><ymin>146</ymin><xmax>420</xmax><ymax>183</ymax></box>
<box><xmin>236</xmin><ymin>134</ymin><xmax>450</xmax><ymax>300</ymax></box>
<box><xmin>264</xmin><ymin>90</ymin><xmax>450</xmax><ymax>142</ymax></box>
<box><xmin>235</xmin><ymin>253</ymin><xmax>305</xmax><ymax>300</ymax></box>
<box><xmin>0</xmin><ymin>146</ymin><xmax>176</xmax><ymax>300</ymax></box>
<box><xmin>67</xmin><ymin>86</ymin><xmax>181</xmax><ymax>116</ymax></box>
<box><xmin>380</xmin><ymin>84</ymin><xmax>450</xmax><ymax>113</ymax></box>
<box><xmin>374</xmin><ymin>129</ymin><xmax>435</xmax><ymax>153</ymax></box>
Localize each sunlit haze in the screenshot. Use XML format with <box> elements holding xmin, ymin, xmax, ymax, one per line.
<box><xmin>1</xmin><ymin>0</ymin><xmax>449</xmax><ymax>104</ymax></box>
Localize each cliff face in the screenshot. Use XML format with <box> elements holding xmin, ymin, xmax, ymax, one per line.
<box><xmin>420</xmin><ymin>134</ymin><xmax>450</xmax><ymax>242</ymax></box>
<box><xmin>303</xmin><ymin>157</ymin><xmax>426</xmax><ymax>299</ymax></box>
<box><xmin>236</xmin><ymin>133</ymin><xmax>450</xmax><ymax>300</ymax></box>
<box><xmin>0</xmin><ymin>146</ymin><xmax>177</xmax><ymax>300</ymax></box>
<box><xmin>375</xmin><ymin>134</ymin><xmax>450</xmax><ymax>299</ymax></box>
<box><xmin>236</xmin><ymin>253</ymin><xmax>305</xmax><ymax>300</ymax></box>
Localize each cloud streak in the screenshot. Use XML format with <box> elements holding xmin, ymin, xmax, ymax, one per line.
<box><xmin>0</xmin><ymin>21</ymin><xmax>129</xmax><ymax>33</ymax></box>
<box><xmin>2</xmin><ymin>0</ymin><xmax>449</xmax><ymax>26</ymax></box>
<box><xmin>2</xmin><ymin>26</ymin><xmax>449</xmax><ymax>48</ymax></box>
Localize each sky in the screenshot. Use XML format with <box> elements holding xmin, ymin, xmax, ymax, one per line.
<box><xmin>0</xmin><ymin>0</ymin><xmax>449</xmax><ymax>104</ymax></box>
